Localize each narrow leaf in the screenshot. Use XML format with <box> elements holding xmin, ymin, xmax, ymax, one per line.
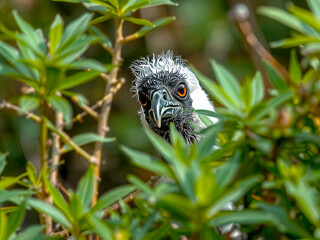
<box><xmin>62</xmin><ymin>133</ymin><xmax>115</xmax><ymax>152</ymax></box>
<box><xmin>47</xmin><ymin>95</ymin><xmax>73</xmax><ymax>123</ymax></box>
<box><xmin>57</xmin><ymin>71</ymin><xmax>100</xmax><ymax>90</ymax></box>
<box><xmin>76</xmin><ymin>165</ymin><xmax>95</xmax><ymax>210</ymax></box>
<box><xmin>91</xmin><ymin>185</ymin><xmax>136</xmax><ymax>213</ymax></box>
<box><xmin>49</xmin><ymin>14</ymin><xmax>64</xmax><ymax>55</ymax></box>
<box><xmin>28</xmin><ymin>199</ymin><xmax>71</xmax><ymax>228</ymax></box>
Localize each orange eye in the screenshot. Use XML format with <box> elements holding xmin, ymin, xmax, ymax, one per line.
<box><xmin>138</xmin><ymin>92</ymin><xmax>147</xmax><ymax>106</ymax></box>
<box><xmin>177</xmin><ymin>84</ymin><xmax>187</xmax><ymax>98</ymax></box>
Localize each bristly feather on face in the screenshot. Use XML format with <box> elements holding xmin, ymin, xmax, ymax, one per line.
<box><xmin>130</xmin><ymin>50</ymin><xmax>217</xmax><ymax>145</ymax></box>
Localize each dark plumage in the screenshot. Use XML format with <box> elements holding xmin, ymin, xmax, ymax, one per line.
<box><xmin>130</xmin><ymin>51</ymin><xmax>217</xmax><ymax>144</ymax></box>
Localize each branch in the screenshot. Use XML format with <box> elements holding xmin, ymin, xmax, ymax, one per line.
<box><xmin>92</xmin><ymin>19</ymin><xmax>125</xmax><ymax>206</ymax></box>
<box><xmin>49</xmin><ymin>125</ymin><xmax>97</xmax><ymax>165</ymax></box>
<box><xmin>65</xmin><ymin>77</ymin><xmax>125</xmax><ymax>127</ymax></box>
<box><xmin>50</xmin><ymin>111</ymin><xmax>63</xmax><ymax>186</ymax></box>
<box><xmin>230</xmin><ymin>3</ymin><xmax>295</xmax><ymax>87</ymax></box>
<box><xmin>0</xmin><ymin>100</ymin><xmax>41</xmax><ymax>123</ymax></box>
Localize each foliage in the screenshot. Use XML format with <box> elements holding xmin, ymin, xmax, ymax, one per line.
<box><xmin>1</xmin><ymin>0</ymin><xmax>320</xmax><ymax>240</ymax></box>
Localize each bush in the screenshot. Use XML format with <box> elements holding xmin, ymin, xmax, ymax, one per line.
<box><xmin>0</xmin><ymin>0</ymin><xmax>320</xmax><ymax>239</ymax></box>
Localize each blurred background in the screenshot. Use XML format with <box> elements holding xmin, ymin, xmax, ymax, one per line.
<box><xmin>0</xmin><ymin>0</ymin><xmax>308</xmax><ymax>194</ymax></box>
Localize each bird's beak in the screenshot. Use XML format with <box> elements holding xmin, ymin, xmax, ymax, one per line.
<box><xmin>151</xmin><ymin>89</ymin><xmax>180</xmax><ymax>128</ymax></box>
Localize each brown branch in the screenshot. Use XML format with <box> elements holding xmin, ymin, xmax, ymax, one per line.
<box><xmin>50</xmin><ymin>126</ymin><xmax>97</xmax><ymax>165</ymax></box>
<box><xmin>0</xmin><ymin>100</ymin><xmax>41</xmax><ymax>123</ymax></box>
<box><xmin>230</xmin><ymin>3</ymin><xmax>294</xmax><ymax>88</ymax></box>
<box><xmin>92</xmin><ymin>18</ymin><xmax>124</xmax><ymax>205</ymax></box>
<box><xmin>71</xmin><ymin>96</ymin><xmax>99</xmax><ymax>121</ymax></box>
<box><xmin>57</xmin><ymin>182</ymin><xmax>71</xmax><ymax>200</ymax></box>
<box><xmin>50</xmin><ymin>111</ymin><xmax>63</xmax><ymax>186</ymax></box>
<box><xmin>65</xmin><ymin>77</ymin><xmax>125</xmax><ymax>127</ymax></box>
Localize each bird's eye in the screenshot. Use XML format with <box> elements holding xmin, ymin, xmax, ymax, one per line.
<box><xmin>177</xmin><ymin>83</ymin><xmax>187</xmax><ymax>98</ymax></box>
<box><xmin>138</xmin><ymin>92</ymin><xmax>148</xmax><ymax>106</ymax></box>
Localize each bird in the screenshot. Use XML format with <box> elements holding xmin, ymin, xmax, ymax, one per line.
<box><xmin>130</xmin><ymin>50</ymin><xmax>217</xmax><ymax>144</ymax></box>
<box><xmin>130</xmin><ymin>51</ymin><xmax>243</xmax><ymax>239</ymax></box>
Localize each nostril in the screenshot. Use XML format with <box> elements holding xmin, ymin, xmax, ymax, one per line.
<box><xmin>162</xmin><ymin>90</ymin><xmax>168</xmax><ymax>100</ymax></box>
<box><xmin>163</xmin><ymin>93</ymin><xmax>168</xmax><ymax>100</ymax></box>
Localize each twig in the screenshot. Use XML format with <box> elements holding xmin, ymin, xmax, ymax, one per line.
<box><xmin>92</xmin><ymin>18</ymin><xmax>124</xmax><ymax>205</ymax></box>
<box><xmin>230</xmin><ymin>3</ymin><xmax>294</xmax><ymax>88</ymax></box>
<box><xmin>103</xmin><ymin>176</ymin><xmax>163</xmax><ymax>218</ymax></box>
<box><xmin>0</xmin><ymin>100</ymin><xmax>41</xmax><ymax>123</ymax></box>
<box><xmin>50</xmin><ymin>111</ymin><xmax>63</xmax><ymax>186</ymax></box>
<box><xmin>65</xmin><ymin>78</ymin><xmax>125</xmax><ymax>127</ymax></box>
<box><xmin>71</xmin><ymin>96</ymin><xmax>99</xmax><ymax>121</ymax></box>
<box><xmin>49</xmin><ymin>126</ymin><xmax>97</xmax><ymax>165</ymax></box>
<box><xmin>0</xmin><ymin>100</ymin><xmax>95</xmax><ymax>165</ymax></box>
<box><xmin>57</xmin><ymin>182</ymin><xmax>71</xmax><ymax>200</ymax></box>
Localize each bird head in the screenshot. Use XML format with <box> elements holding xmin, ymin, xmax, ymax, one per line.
<box><xmin>130</xmin><ymin>51</ymin><xmax>217</xmax><ymax>144</ymax></box>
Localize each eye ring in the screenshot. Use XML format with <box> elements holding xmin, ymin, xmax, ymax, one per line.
<box><xmin>138</xmin><ymin>92</ymin><xmax>148</xmax><ymax>106</ymax></box>
<box><xmin>177</xmin><ymin>83</ymin><xmax>187</xmax><ymax>98</ymax></box>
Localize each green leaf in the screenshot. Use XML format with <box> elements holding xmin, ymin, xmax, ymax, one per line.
<box><xmin>69</xmin><ymin>193</ymin><xmax>83</xmax><ymax>220</ymax></box>
<box><xmin>90</xmin><ymin>216</ymin><xmax>113</xmax><ymax>240</ymax></box>
<box><xmin>135</xmin><ymin>16</ymin><xmax>175</xmax><ymax>38</ymax></box>
<box><xmin>270</xmin><ymin>36</ymin><xmax>320</xmax><ymax>48</ymax></box>
<box><xmin>57</xmin><ymin>71</ymin><xmax>100</xmax><ymax>90</ymax></box>
<box><xmin>215</xmin><ymin>150</ymin><xmax>241</xmax><ymax>189</ymax></box>
<box><xmin>285</xmin><ymin>179</ymin><xmax>320</xmax><ymax>226</ymax></box>
<box><xmin>0</xmin><ymin>190</ymin><xmax>30</xmax><ymax>203</ymax></box>
<box><xmin>250</xmin><ymin>71</ymin><xmax>264</xmax><ymax>106</ymax></box>
<box><xmin>49</xmin><ymin>14</ymin><xmax>64</xmax><ymax>55</ymax></box>
<box><xmin>90</xmin><ymin>14</ymin><xmax>112</xmax><ymax>25</ymax></box>
<box><xmin>76</xmin><ymin>165</ymin><xmax>95</xmax><ymax>210</ymax></box>
<box><xmin>207</xmin><ymin>175</ymin><xmax>262</xmax><ymax>218</ymax></box>
<box><xmin>209</xmin><ymin>210</ymin><xmax>272</xmax><ymax>227</ymax></box>
<box><xmin>89</xmin><ymin>26</ymin><xmax>112</xmax><ymax>49</ymax></box>
<box><xmin>257</xmin><ymin>202</ymin><xmax>313</xmax><ymax>238</ymax></box>
<box><xmin>6</xmin><ymin>203</ymin><xmax>25</xmax><ymax>239</ymax></box>
<box><xmin>264</xmin><ymin>62</ymin><xmax>288</xmax><ymax>92</ymax></box>
<box><xmin>258</xmin><ymin>6</ymin><xmax>319</xmax><ymax>37</ymax></box>
<box><xmin>43</xmin><ymin>173</ymin><xmax>72</xmax><ymax>222</ymax></box>
<box><xmin>169</xmin><ymin>122</ymin><xmax>188</xmax><ymax>153</ymax></box>
<box><xmin>128</xmin><ymin>175</ymin><xmax>153</xmax><ymax>195</ymax></box>
<box><xmin>62</xmin><ymin>133</ymin><xmax>115</xmax><ymax>152</ymax></box>
<box><xmin>0</xmin><ymin>153</ymin><xmax>8</xmax><ymax>176</ymax></box>
<box><xmin>0</xmin><ymin>173</ymin><xmax>28</xmax><ymax>189</ymax></box>
<box><xmin>19</xmin><ymin>95</ymin><xmax>40</xmax><ymax>112</ymax></box>
<box><xmin>28</xmin><ymin>199</ymin><xmax>71</xmax><ymax>229</ymax></box>
<box><xmin>91</xmin><ymin>184</ymin><xmax>136</xmax><ymax>213</ymax></box>
<box><xmin>58</xmin><ymin>35</ymin><xmax>98</xmax><ymax>64</ymax></box>
<box><xmin>121</xmin><ymin>145</ymin><xmax>173</xmax><ymax>178</ymax></box>
<box><xmin>58</xmin><ymin>13</ymin><xmax>93</xmax><ymax>51</ymax></box>
<box><xmin>121</xmin><ymin>0</ymin><xmax>149</xmax><ymax>14</ymax></box>
<box><xmin>210</xmin><ymin>59</ymin><xmax>243</xmax><ymax>109</ymax></box>
<box><xmin>47</xmin><ymin>95</ymin><xmax>73</xmax><ymax>123</ymax></box>
<box><xmin>308</xmin><ymin>0</ymin><xmax>320</xmax><ymax>21</ymax></box>
<box><xmin>302</xmin><ymin>42</ymin><xmax>320</xmax><ymax>56</ymax></box>
<box><xmin>289</xmin><ymin>49</ymin><xmax>302</xmax><ymax>83</ymax></box>
<box><xmin>144</xmin><ymin>128</ymin><xmax>176</xmax><ymax>165</ymax></box>
<box><xmin>191</xmin><ymin>66</ymin><xmax>243</xmax><ymax>116</ymax></box>
<box><xmin>250</xmin><ymin>91</ymin><xmax>292</xmax><ymax>120</ymax></box>
<box><xmin>288</xmin><ymin>4</ymin><xmax>320</xmax><ymax>33</ymax></box>
<box><xmin>13</xmin><ymin>11</ymin><xmax>46</xmax><ymax>56</ymax></box>
<box><xmin>26</xmin><ymin>162</ymin><xmax>37</xmax><ymax>186</ymax></box>
<box><xmin>142</xmin><ymin>0</ymin><xmax>178</xmax><ymax>8</ymax></box>
<box><xmin>69</xmin><ymin>59</ymin><xmax>107</xmax><ymax>72</ymax></box>
<box><xmin>15</xmin><ymin>225</ymin><xmax>44</xmax><ymax>240</ymax></box>
<box><xmin>125</xmin><ymin>17</ymin><xmax>154</xmax><ymax>26</ymax></box>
